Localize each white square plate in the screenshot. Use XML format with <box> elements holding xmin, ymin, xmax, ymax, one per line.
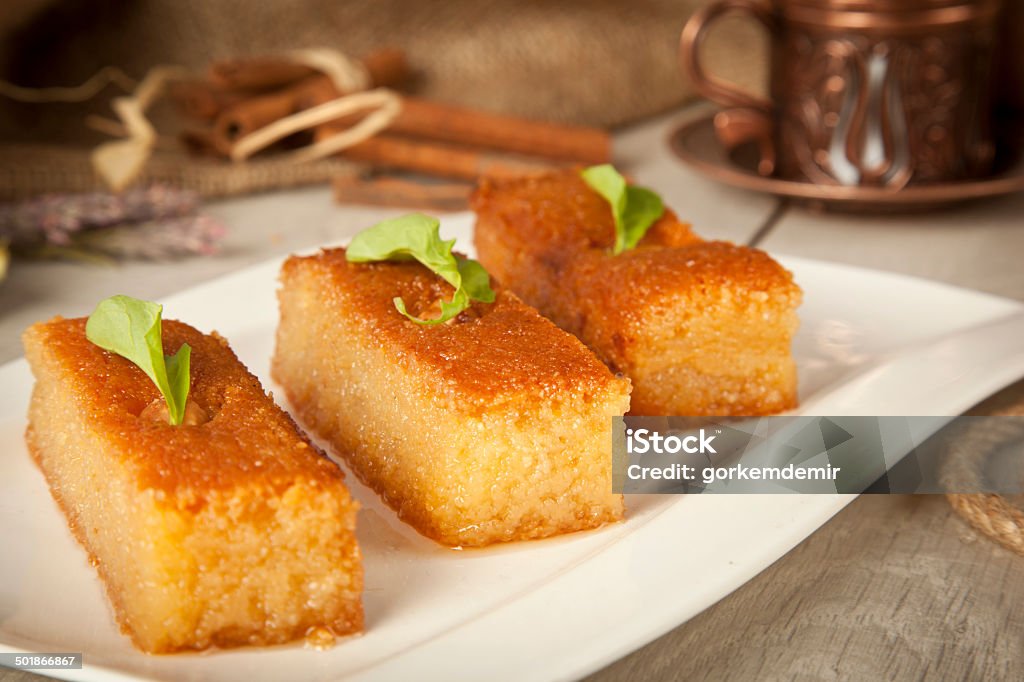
<box><xmin>1</xmin><ymin>214</ymin><xmax>1022</xmax><ymax>681</ymax></box>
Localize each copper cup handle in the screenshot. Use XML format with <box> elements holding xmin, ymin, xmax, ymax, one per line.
<box><xmin>679</xmin><ymin>0</ymin><xmax>774</xmax><ymax>115</ymax></box>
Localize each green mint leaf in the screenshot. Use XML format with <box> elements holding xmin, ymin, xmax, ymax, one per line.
<box><xmin>392</xmin><ymin>290</ymin><xmax>468</xmax><ymax>326</ymax></box>
<box><xmin>346</xmin><ymin>213</ymin><xmax>460</xmax><ymax>287</ymax></box>
<box><xmin>580</xmin><ymin>164</ymin><xmax>627</xmax><ymax>253</ymax></box>
<box><xmin>621</xmin><ymin>186</ymin><xmax>664</xmax><ymax>252</ymax></box>
<box><xmin>580</xmin><ymin>164</ymin><xmax>628</xmax><ymax>214</ymax></box>
<box><xmin>457</xmin><ymin>257</ymin><xmax>496</xmax><ymax>304</ymax></box>
<box><xmin>347</xmin><ymin>213</ymin><xmax>495</xmax><ymax>325</ymax></box>
<box><xmin>581</xmin><ymin>164</ymin><xmax>665</xmax><ymax>255</ymax></box>
<box><xmin>85</xmin><ymin>295</ymin><xmax>192</xmax><ymax>425</ymax></box>
<box><xmin>164</xmin><ymin>343</ymin><xmax>192</xmax><ymax>420</ymax></box>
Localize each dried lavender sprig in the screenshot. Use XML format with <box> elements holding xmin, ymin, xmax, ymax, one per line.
<box><xmin>0</xmin><ymin>185</ymin><xmax>201</xmax><ymax>246</ymax></box>
<box><xmin>65</xmin><ymin>214</ymin><xmax>226</xmax><ymax>261</ymax></box>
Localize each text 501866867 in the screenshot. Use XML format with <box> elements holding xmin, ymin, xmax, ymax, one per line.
<box><xmin>0</xmin><ymin>653</ymin><xmax>82</xmax><ymax>670</ymax></box>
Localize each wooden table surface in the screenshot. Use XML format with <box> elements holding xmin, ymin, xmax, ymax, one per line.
<box><xmin>2</xmin><ymin>103</ymin><xmax>1022</xmax><ymax>681</ymax></box>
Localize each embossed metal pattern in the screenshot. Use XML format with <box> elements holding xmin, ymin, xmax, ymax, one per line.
<box><xmin>775</xmin><ymin>26</ymin><xmax>998</xmax><ymax>186</ymax></box>
<box><xmin>680</xmin><ymin>0</ymin><xmax>1004</xmax><ymax>187</ymax></box>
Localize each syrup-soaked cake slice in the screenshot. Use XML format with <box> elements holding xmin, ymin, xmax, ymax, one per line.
<box><xmin>472</xmin><ymin>170</ymin><xmax>801</xmax><ymax>415</ymax></box>
<box><xmin>23</xmin><ymin>317</ymin><xmax>362</xmax><ymax>653</ymax></box>
<box><xmin>273</xmin><ymin>248</ymin><xmax>631</xmax><ymax>547</ymax></box>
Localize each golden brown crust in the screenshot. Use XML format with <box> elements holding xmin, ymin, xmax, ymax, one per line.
<box><xmin>471</xmin><ymin>170</ymin><xmax>703</xmax><ymax>253</ymax></box>
<box><xmin>567</xmin><ymin>241</ymin><xmax>801</xmax><ymax>373</ymax></box>
<box><xmin>273</xmin><ymin>253</ymin><xmax>630</xmax><ymax>546</ymax></box>
<box><xmin>471</xmin><ymin>171</ymin><xmax>795</xmax><ymax>306</ymax></box>
<box><xmin>280</xmin><ymin>249</ymin><xmax>622</xmax><ymax>411</ymax></box>
<box><xmin>22</xmin><ymin>317</ymin><xmax>345</xmax><ymax>499</ymax></box>
<box><xmin>472</xmin><ymin>169</ymin><xmax>802</xmax><ymax>416</ymax></box>
<box><xmin>23</xmin><ymin>318</ymin><xmax>363</xmax><ymax>652</ymax></box>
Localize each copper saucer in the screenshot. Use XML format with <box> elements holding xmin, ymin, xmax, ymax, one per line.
<box><xmin>669</xmin><ymin>114</ymin><xmax>1024</xmax><ymax>212</ymax></box>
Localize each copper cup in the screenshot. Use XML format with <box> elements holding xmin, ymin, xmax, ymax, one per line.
<box><xmin>680</xmin><ymin>0</ymin><xmax>1004</xmax><ymax>187</ymax></box>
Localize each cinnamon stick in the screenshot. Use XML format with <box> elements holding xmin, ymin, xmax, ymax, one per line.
<box><xmin>333</xmin><ymin>174</ymin><xmax>472</xmax><ymax>211</ymax></box>
<box><xmin>357</xmin><ymin>48</ymin><xmax>411</xmax><ymax>93</ymax></box>
<box><xmin>210</xmin><ymin>48</ymin><xmax>410</xmax><ymax>94</ymax></box>
<box><xmin>169</xmin><ymin>80</ymin><xmax>247</xmax><ymax>121</ymax></box>
<box><xmin>211</xmin><ymin>49</ymin><xmax>412</xmax><ymax>153</ymax></box>
<box><xmin>208</xmin><ymin>58</ymin><xmax>317</xmax><ymax>92</ymax></box>
<box><xmin>212</xmin><ymin>75</ymin><xmax>336</xmax><ymax>152</ymax></box>
<box><xmin>319</xmin><ymin>96</ymin><xmax>610</xmax><ymax>165</ymax></box>
<box><xmin>331</xmin><ymin>133</ymin><xmax>560</xmax><ymax>181</ymax></box>
<box><xmin>180</xmin><ymin>129</ymin><xmax>221</xmax><ymax>156</ymax></box>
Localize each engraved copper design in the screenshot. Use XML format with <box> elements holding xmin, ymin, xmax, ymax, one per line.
<box><xmin>775</xmin><ymin>27</ymin><xmax>998</xmax><ymax>186</ymax></box>
<box><xmin>680</xmin><ymin>0</ymin><xmax>1003</xmax><ymax>187</ymax></box>
<box><xmin>667</xmin><ymin>113</ymin><xmax>1024</xmax><ymax>213</ymax></box>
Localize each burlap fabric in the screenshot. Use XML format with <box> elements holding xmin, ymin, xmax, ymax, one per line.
<box><xmin>0</xmin><ymin>0</ymin><xmax>770</xmax><ymax>199</ymax></box>
<box><xmin>0</xmin><ymin>0</ymin><xmax>768</xmax><ymax>134</ymax></box>
<box><xmin>1</xmin><ymin>0</ymin><xmax>1019</xmax><ymax>199</ymax></box>
<box><xmin>0</xmin><ymin>144</ymin><xmax>359</xmax><ymax>200</ymax></box>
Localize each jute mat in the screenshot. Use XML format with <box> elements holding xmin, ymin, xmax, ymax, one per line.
<box><xmin>0</xmin><ymin>144</ymin><xmax>359</xmax><ymax>201</ymax></box>
<box><xmin>0</xmin><ymin>0</ymin><xmax>768</xmax><ymax>135</ymax></box>
<box><xmin>946</xmin><ymin>380</ymin><xmax>1024</xmax><ymax>556</ymax></box>
<box><xmin>1</xmin><ymin>1</ymin><xmax>1021</xmax><ymax>199</ymax></box>
<box><xmin>0</xmin><ymin>0</ymin><xmax>771</xmax><ymax>198</ymax></box>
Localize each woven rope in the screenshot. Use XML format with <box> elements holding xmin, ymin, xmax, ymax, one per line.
<box><xmin>0</xmin><ymin>47</ymin><xmax>396</xmax><ymax>191</ymax></box>
<box><xmin>287</xmin><ymin>47</ymin><xmax>370</xmax><ymax>92</ymax></box>
<box><xmin>229</xmin><ymin>49</ymin><xmax>401</xmax><ymax>162</ymax></box>
<box><xmin>0</xmin><ymin>66</ymin><xmax>136</xmax><ymax>103</ymax></box>
<box><xmin>943</xmin><ymin>406</ymin><xmax>1024</xmax><ymax>556</ymax></box>
<box><xmin>231</xmin><ymin>87</ymin><xmax>401</xmax><ymax>162</ymax></box>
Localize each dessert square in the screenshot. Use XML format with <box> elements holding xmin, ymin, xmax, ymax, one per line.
<box><xmin>472</xmin><ymin>170</ymin><xmax>801</xmax><ymax>415</ymax></box>
<box><xmin>273</xmin><ymin>249</ymin><xmax>630</xmax><ymax>547</ymax></box>
<box><xmin>23</xmin><ymin>317</ymin><xmax>362</xmax><ymax>653</ymax></box>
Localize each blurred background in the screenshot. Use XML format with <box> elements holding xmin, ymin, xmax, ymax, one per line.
<box><xmin>0</xmin><ymin>1</ymin><xmax>1021</xmax><ymax>266</ymax></box>
<box><xmin>0</xmin><ymin>0</ymin><xmax>769</xmax><ymax>136</ymax></box>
